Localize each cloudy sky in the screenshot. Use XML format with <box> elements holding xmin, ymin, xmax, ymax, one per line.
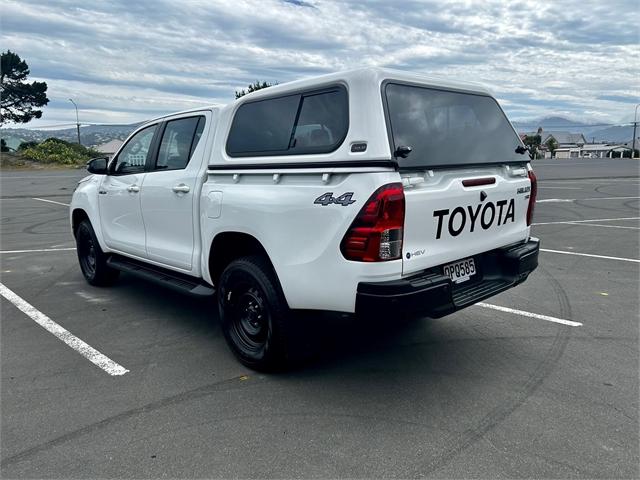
<box><xmin>2</xmin><ymin>0</ymin><xmax>639</xmax><ymax>128</ymax></box>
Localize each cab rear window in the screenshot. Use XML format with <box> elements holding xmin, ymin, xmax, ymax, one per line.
<box><xmin>384</xmin><ymin>83</ymin><xmax>525</xmax><ymax>168</ymax></box>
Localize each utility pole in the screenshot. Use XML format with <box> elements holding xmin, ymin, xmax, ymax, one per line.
<box><xmin>633</xmin><ymin>104</ymin><xmax>639</xmax><ymax>159</ymax></box>
<box><xmin>69</xmin><ymin>98</ymin><xmax>81</xmax><ymax>145</ymax></box>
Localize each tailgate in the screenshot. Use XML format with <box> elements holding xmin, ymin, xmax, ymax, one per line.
<box><xmin>402</xmin><ymin>165</ymin><xmax>531</xmax><ymax>276</ymax></box>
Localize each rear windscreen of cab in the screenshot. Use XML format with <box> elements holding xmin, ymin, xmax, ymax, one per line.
<box><xmin>384</xmin><ymin>83</ymin><xmax>526</xmax><ymax>168</ymax></box>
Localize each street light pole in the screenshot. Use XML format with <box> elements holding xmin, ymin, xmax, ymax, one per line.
<box><xmin>68</xmin><ymin>98</ymin><xmax>81</xmax><ymax>146</ymax></box>
<box><xmin>632</xmin><ymin>103</ymin><xmax>639</xmax><ymax>159</ymax></box>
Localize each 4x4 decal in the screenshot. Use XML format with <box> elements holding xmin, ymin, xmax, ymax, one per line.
<box><xmin>314</xmin><ymin>192</ymin><xmax>356</xmax><ymax>206</ymax></box>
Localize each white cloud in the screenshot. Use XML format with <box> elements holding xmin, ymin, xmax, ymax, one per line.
<box><xmin>1</xmin><ymin>0</ymin><xmax>638</xmax><ymax>128</ymax></box>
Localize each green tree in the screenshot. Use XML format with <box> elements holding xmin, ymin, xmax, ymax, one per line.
<box><xmin>0</xmin><ymin>50</ymin><xmax>49</xmax><ymax>125</ymax></box>
<box><xmin>235</xmin><ymin>81</ymin><xmax>276</xmax><ymax>99</ymax></box>
<box><xmin>18</xmin><ymin>140</ymin><xmax>39</xmax><ymax>151</ymax></box>
<box><xmin>545</xmin><ymin>137</ymin><xmax>558</xmax><ymax>157</ymax></box>
<box><xmin>523</xmin><ymin>134</ymin><xmax>542</xmax><ymax>159</ymax></box>
<box><xmin>1</xmin><ymin>138</ymin><xmax>10</xmax><ymax>152</ymax></box>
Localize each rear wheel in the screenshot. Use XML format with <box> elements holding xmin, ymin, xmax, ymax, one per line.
<box><xmin>75</xmin><ymin>219</ymin><xmax>119</xmax><ymax>286</ymax></box>
<box><xmin>218</xmin><ymin>255</ymin><xmax>290</xmax><ymax>371</ymax></box>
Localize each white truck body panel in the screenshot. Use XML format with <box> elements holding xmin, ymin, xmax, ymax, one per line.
<box><xmin>98</xmin><ymin>172</ymin><xmax>147</xmax><ymax>257</ymax></box>
<box><xmin>401</xmin><ymin>165</ymin><xmax>531</xmax><ymax>276</ymax></box>
<box><xmin>200</xmin><ymin>169</ymin><xmax>401</xmax><ymax>312</ymax></box>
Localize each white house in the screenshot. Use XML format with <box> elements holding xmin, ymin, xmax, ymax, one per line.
<box><xmin>554</xmin><ymin>143</ymin><xmax>632</xmax><ymax>159</ymax></box>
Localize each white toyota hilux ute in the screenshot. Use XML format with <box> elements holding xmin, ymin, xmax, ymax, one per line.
<box><xmin>71</xmin><ymin>68</ymin><xmax>539</xmax><ymax>370</ymax></box>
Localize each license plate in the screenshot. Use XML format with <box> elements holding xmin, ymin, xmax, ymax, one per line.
<box><xmin>443</xmin><ymin>257</ymin><xmax>476</xmax><ymax>284</ymax></box>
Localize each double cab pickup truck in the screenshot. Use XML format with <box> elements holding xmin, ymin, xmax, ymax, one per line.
<box><xmin>71</xmin><ymin>68</ymin><xmax>539</xmax><ymax>370</ymax></box>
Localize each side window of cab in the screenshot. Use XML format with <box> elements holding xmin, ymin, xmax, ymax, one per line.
<box><xmin>111</xmin><ymin>124</ymin><xmax>158</xmax><ymax>175</ymax></box>
<box><xmin>153</xmin><ymin>116</ymin><xmax>205</xmax><ymax>171</ymax></box>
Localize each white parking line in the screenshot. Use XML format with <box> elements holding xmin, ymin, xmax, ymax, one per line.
<box><xmin>0</xmin><ymin>283</ymin><xmax>129</xmax><ymax>376</ymax></box>
<box><xmin>533</xmin><ymin>216</ymin><xmax>640</xmax><ymax>226</ymax></box>
<box><xmin>540</xmin><ymin>248</ymin><xmax>640</xmax><ymax>264</ymax></box>
<box><xmin>537</xmin><ymin>196</ymin><xmax>639</xmax><ymax>203</ymax></box>
<box><xmin>477</xmin><ymin>303</ymin><xmax>582</xmax><ymax>327</ymax></box>
<box><xmin>540</xmin><ymin>182</ymin><xmax>640</xmax><ymax>187</ymax></box>
<box><xmin>0</xmin><ymin>247</ymin><xmax>76</xmax><ymax>254</ymax></box>
<box><xmin>561</xmin><ymin>223</ymin><xmax>640</xmax><ymax>230</ymax></box>
<box><xmin>32</xmin><ymin>197</ymin><xmax>70</xmax><ymax>207</ymax></box>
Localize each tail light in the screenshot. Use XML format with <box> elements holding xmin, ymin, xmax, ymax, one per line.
<box><xmin>340</xmin><ymin>183</ymin><xmax>405</xmax><ymax>262</ymax></box>
<box><xmin>526</xmin><ymin>170</ymin><xmax>537</xmax><ymax>226</ymax></box>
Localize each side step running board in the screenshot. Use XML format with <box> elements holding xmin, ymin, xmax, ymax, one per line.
<box><xmin>107</xmin><ymin>255</ymin><xmax>215</xmax><ymax>297</ymax></box>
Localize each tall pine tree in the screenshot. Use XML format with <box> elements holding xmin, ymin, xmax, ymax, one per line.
<box><xmin>1</xmin><ymin>50</ymin><xmax>49</xmax><ymax>125</ymax></box>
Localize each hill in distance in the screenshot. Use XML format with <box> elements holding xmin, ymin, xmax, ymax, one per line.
<box><xmin>1</xmin><ymin>123</ymin><xmax>140</xmax><ymax>150</ymax></box>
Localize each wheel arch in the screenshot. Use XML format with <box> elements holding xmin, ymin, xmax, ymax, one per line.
<box><xmin>71</xmin><ymin>206</ymin><xmax>109</xmax><ymax>252</ymax></box>
<box><xmin>71</xmin><ymin>208</ymin><xmax>90</xmax><ymax>236</ymax></box>
<box><xmin>208</xmin><ymin>231</ymin><xmax>279</xmax><ymax>289</ymax></box>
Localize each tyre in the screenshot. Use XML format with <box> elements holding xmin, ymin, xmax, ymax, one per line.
<box><xmin>218</xmin><ymin>255</ymin><xmax>291</xmax><ymax>371</ymax></box>
<box><xmin>75</xmin><ymin>219</ymin><xmax>119</xmax><ymax>286</ymax></box>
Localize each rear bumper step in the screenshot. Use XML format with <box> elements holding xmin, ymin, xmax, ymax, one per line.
<box><xmin>356</xmin><ymin>238</ymin><xmax>539</xmax><ymax>318</ymax></box>
<box><xmin>107</xmin><ymin>255</ymin><xmax>215</xmax><ymax>297</ymax></box>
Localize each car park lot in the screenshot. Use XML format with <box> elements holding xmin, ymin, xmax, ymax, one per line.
<box><xmin>1</xmin><ymin>158</ymin><xmax>638</xmax><ymax>479</ymax></box>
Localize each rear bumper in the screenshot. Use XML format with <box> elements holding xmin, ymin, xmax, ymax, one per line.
<box><xmin>355</xmin><ymin>238</ymin><xmax>539</xmax><ymax>318</ymax></box>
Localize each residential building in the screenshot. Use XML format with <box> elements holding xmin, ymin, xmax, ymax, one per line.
<box><xmin>554</xmin><ymin>143</ymin><xmax>632</xmax><ymax>159</ymax></box>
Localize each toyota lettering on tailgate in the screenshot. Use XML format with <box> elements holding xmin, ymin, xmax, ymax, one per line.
<box><xmin>433</xmin><ymin>199</ymin><xmax>515</xmax><ymax>239</ymax></box>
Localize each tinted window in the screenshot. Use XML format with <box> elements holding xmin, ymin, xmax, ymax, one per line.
<box><xmin>290</xmin><ymin>89</ymin><xmax>348</xmax><ymax>152</ymax></box>
<box><xmin>227</xmin><ymin>94</ymin><xmax>300</xmax><ymax>155</ymax></box>
<box><xmin>113</xmin><ymin>125</ymin><xmax>157</xmax><ymax>174</ymax></box>
<box><xmin>226</xmin><ymin>87</ymin><xmax>348</xmax><ymax>156</ymax></box>
<box><xmin>155</xmin><ymin>116</ymin><xmax>205</xmax><ymax>171</ymax></box>
<box><xmin>385</xmin><ymin>83</ymin><xmax>524</xmax><ymax>168</ymax></box>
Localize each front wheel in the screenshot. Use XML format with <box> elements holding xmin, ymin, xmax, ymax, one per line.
<box><xmin>75</xmin><ymin>219</ymin><xmax>119</xmax><ymax>286</ymax></box>
<box><xmin>218</xmin><ymin>255</ymin><xmax>291</xmax><ymax>371</ymax></box>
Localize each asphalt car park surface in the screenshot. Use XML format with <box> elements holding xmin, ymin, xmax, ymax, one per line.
<box><xmin>1</xmin><ymin>158</ymin><xmax>638</xmax><ymax>479</ymax></box>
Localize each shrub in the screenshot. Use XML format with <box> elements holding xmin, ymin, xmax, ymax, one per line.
<box><xmin>20</xmin><ymin>138</ymin><xmax>101</xmax><ymax>165</ymax></box>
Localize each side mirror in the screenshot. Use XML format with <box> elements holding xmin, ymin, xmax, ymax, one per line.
<box><xmin>87</xmin><ymin>157</ymin><xmax>108</xmax><ymax>174</ymax></box>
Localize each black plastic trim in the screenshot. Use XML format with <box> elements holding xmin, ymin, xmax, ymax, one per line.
<box><xmin>107</xmin><ymin>254</ymin><xmax>215</xmax><ymax>297</ymax></box>
<box><xmin>356</xmin><ymin>238</ymin><xmax>539</xmax><ymax>319</ymax></box>
<box><xmin>207</xmin><ymin>159</ymin><xmax>398</xmax><ymax>171</ymax></box>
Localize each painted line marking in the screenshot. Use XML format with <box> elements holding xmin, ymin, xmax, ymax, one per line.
<box><xmin>0</xmin><ymin>247</ymin><xmax>76</xmax><ymax>254</ymax></box>
<box><xmin>477</xmin><ymin>303</ymin><xmax>582</xmax><ymax>327</ymax></box>
<box><xmin>534</xmin><ymin>162</ymin><xmax>601</xmax><ymax>166</ymax></box>
<box><xmin>0</xmin><ymin>283</ymin><xmax>129</xmax><ymax>376</ymax></box>
<box><xmin>533</xmin><ymin>216</ymin><xmax>640</xmax><ymax>226</ymax></box>
<box><xmin>541</xmin><ymin>179</ymin><xmax>640</xmax><ymax>184</ymax></box>
<box><xmin>560</xmin><ymin>223</ymin><xmax>640</xmax><ymax>230</ymax></box>
<box><xmin>537</xmin><ymin>196</ymin><xmax>639</xmax><ymax>203</ymax></box>
<box><xmin>32</xmin><ymin>197</ymin><xmax>70</xmax><ymax>207</ymax></box>
<box><xmin>540</xmin><ymin>248</ymin><xmax>639</xmax><ymax>264</ymax></box>
<box><xmin>537</xmin><ymin>186</ymin><xmax>582</xmax><ymax>190</ymax></box>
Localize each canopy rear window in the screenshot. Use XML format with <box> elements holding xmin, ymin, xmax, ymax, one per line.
<box><xmin>384</xmin><ymin>83</ymin><xmax>525</xmax><ymax>168</ymax></box>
